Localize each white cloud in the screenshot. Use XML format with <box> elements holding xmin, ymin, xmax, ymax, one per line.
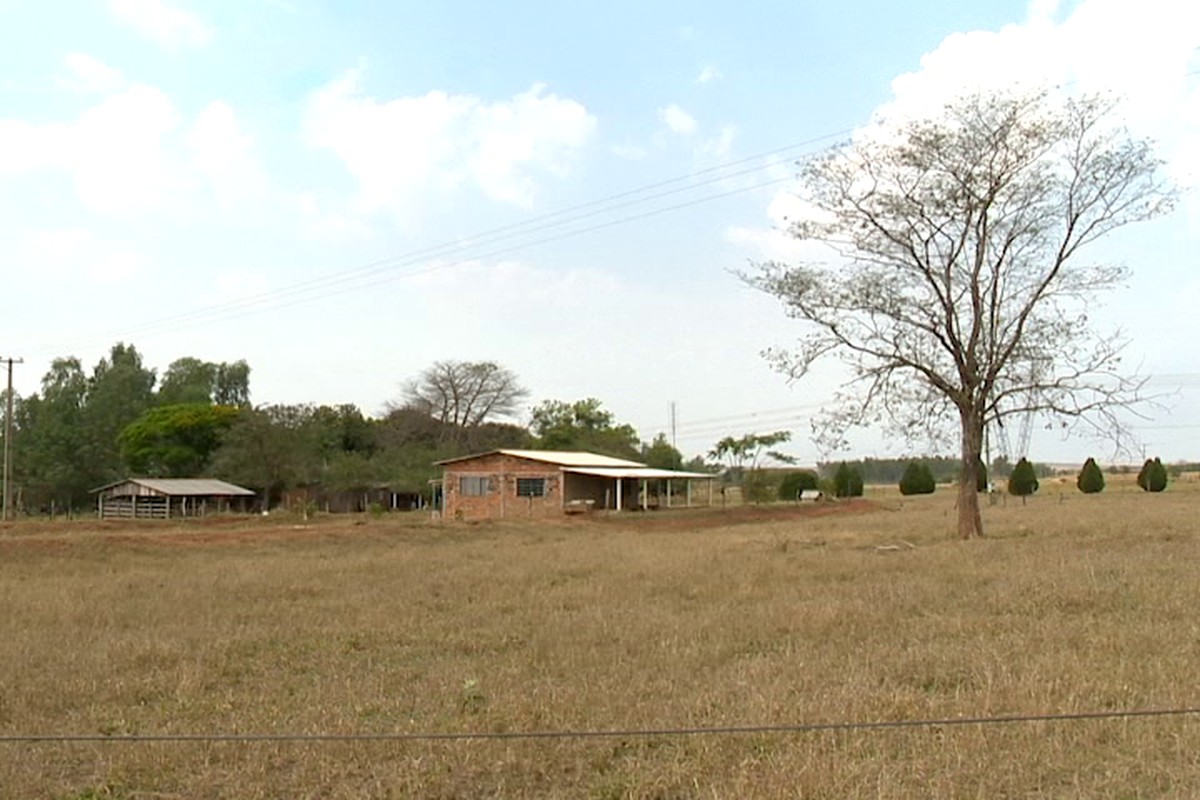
<box><xmin>657</xmin><ymin>103</ymin><xmax>698</xmax><ymax>136</ymax></box>
<box><xmin>696</xmin><ymin>65</ymin><xmax>722</xmax><ymax>85</ymax></box>
<box><xmin>0</xmin><ymin>84</ymin><xmax>182</xmax><ymax>213</ymax></box>
<box><xmin>697</xmin><ymin>124</ymin><xmax>737</xmax><ymax>159</ymax></box>
<box><xmin>881</xmin><ymin>0</ymin><xmax>1199</xmax><ymax>151</ymax></box>
<box><xmin>187</xmin><ymin>101</ymin><xmax>266</xmax><ymax>212</ymax></box>
<box><xmin>736</xmin><ymin>0</ymin><xmax>1200</xmax><ymax>261</ymax></box>
<box><xmin>215</xmin><ymin>271</ymin><xmax>269</xmax><ymax>302</ymax></box>
<box><xmin>611</xmin><ymin>143</ymin><xmax>649</xmax><ymax>160</ymax></box>
<box><xmin>108</xmin><ymin>0</ymin><xmax>213</xmax><ymax>48</ymax></box>
<box><xmin>0</xmin><ymin>80</ymin><xmax>278</xmax><ymax>219</ymax></box>
<box><xmin>293</xmin><ymin>191</ymin><xmax>372</xmax><ymax>241</ymax></box>
<box><xmin>58</xmin><ymin>53</ymin><xmax>125</xmax><ymax>94</ymax></box>
<box><xmin>304</xmin><ymin>72</ymin><xmax>596</xmax><ymax>214</ymax></box>
<box><xmin>20</xmin><ymin>228</ymin><xmax>146</xmax><ymax>282</ymax></box>
<box><xmin>70</xmin><ymin>85</ymin><xmax>182</xmax><ymax>214</ymax></box>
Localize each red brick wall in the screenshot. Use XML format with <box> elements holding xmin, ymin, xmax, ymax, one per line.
<box><xmin>442</xmin><ymin>454</ymin><xmax>563</xmax><ymax>520</ymax></box>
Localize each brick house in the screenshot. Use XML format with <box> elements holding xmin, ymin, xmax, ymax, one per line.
<box><xmin>434</xmin><ymin>449</ymin><xmax>714</xmax><ymax>521</ymax></box>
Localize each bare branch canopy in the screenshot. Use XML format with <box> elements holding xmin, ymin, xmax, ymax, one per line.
<box><xmin>744</xmin><ymin>91</ymin><xmax>1175</xmax><ymax>538</ymax></box>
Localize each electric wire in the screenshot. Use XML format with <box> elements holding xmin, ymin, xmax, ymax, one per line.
<box><xmin>24</xmin><ymin>129</ymin><xmax>851</xmax><ymax>360</ymax></box>
<box><xmin>3</xmin><ymin>706</ymin><xmax>1197</xmax><ymax>744</ymax></box>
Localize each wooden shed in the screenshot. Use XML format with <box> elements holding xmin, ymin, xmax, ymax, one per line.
<box><xmin>434</xmin><ymin>449</ymin><xmax>714</xmax><ymax>521</ymax></box>
<box><xmin>93</xmin><ymin>478</ymin><xmax>256</xmax><ymax>520</ymax></box>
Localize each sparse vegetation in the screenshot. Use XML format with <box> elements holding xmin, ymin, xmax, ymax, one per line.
<box><xmin>3</xmin><ymin>488</ymin><xmax>1200</xmax><ymax>796</ymax></box>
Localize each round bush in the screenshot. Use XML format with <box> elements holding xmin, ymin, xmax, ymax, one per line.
<box><xmin>899</xmin><ymin>461</ymin><xmax>936</xmax><ymax>495</ymax></box>
<box><xmin>1076</xmin><ymin>457</ymin><xmax>1105</xmax><ymax>494</ymax></box>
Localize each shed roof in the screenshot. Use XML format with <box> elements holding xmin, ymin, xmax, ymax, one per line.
<box><xmin>563</xmin><ymin>466</ymin><xmax>715</xmax><ymax>480</ymax></box>
<box><xmin>93</xmin><ymin>478</ymin><xmax>256</xmax><ymax>497</ymax></box>
<box><xmin>436</xmin><ymin>449</ymin><xmax>647</xmax><ymax>468</ymax></box>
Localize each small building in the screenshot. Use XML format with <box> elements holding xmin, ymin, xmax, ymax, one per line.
<box><xmin>434</xmin><ymin>449</ymin><xmax>714</xmax><ymax>521</ymax></box>
<box><xmin>93</xmin><ymin>478</ymin><xmax>256</xmax><ymax>520</ymax></box>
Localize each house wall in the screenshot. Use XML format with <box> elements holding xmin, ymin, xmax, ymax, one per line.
<box><xmin>442</xmin><ymin>453</ymin><xmax>563</xmax><ymax>520</ymax></box>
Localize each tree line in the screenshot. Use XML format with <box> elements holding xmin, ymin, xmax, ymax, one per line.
<box><xmin>4</xmin><ymin>350</ymin><xmax>699</xmax><ymax>514</ymax></box>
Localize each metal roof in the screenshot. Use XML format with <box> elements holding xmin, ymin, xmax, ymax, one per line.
<box><xmin>562</xmin><ymin>466</ymin><xmax>715</xmax><ymax>480</ymax></box>
<box><xmin>436</xmin><ymin>449</ymin><xmax>647</xmax><ymax>468</ymax></box>
<box><xmin>93</xmin><ymin>478</ymin><xmax>256</xmax><ymax>496</ymax></box>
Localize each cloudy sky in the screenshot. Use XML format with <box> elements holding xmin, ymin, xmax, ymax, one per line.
<box><xmin>2</xmin><ymin>0</ymin><xmax>1197</xmax><ymax>464</ymax></box>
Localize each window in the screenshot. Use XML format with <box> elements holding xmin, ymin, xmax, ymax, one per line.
<box><xmin>459</xmin><ymin>476</ymin><xmax>490</xmax><ymax>496</ymax></box>
<box><xmin>516</xmin><ymin>477</ymin><xmax>546</xmax><ymax>497</ymax></box>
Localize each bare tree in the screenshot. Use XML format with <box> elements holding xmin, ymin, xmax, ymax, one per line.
<box><xmin>401</xmin><ymin>360</ymin><xmax>528</xmax><ymax>432</ymax></box>
<box><xmin>745</xmin><ymin>91</ymin><xmax>1174</xmax><ymax>539</ymax></box>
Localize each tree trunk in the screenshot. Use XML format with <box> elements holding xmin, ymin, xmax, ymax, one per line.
<box><xmin>958</xmin><ymin>408</ymin><xmax>985</xmax><ymax>539</ymax></box>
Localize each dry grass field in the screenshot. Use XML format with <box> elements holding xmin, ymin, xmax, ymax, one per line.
<box><xmin>2</xmin><ymin>478</ymin><xmax>1199</xmax><ymax>798</ymax></box>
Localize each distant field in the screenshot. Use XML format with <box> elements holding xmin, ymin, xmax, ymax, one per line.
<box><xmin>2</xmin><ymin>485</ymin><xmax>1198</xmax><ymax>798</ymax></box>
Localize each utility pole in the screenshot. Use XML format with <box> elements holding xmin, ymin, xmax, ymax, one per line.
<box><xmin>2</xmin><ymin>357</ymin><xmax>22</xmax><ymax>522</ymax></box>
<box><xmin>669</xmin><ymin>401</ymin><xmax>677</xmax><ymax>449</ymax></box>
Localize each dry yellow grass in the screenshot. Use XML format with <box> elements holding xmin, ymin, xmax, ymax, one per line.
<box><xmin>1</xmin><ymin>483</ymin><xmax>1198</xmax><ymax>798</ymax></box>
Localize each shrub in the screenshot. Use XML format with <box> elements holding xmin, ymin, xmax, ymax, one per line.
<box><xmin>1008</xmin><ymin>457</ymin><xmax>1039</xmax><ymax>497</ymax></box>
<box><xmin>833</xmin><ymin>462</ymin><xmax>864</xmax><ymax>498</ymax></box>
<box><xmin>778</xmin><ymin>470</ymin><xmax>819</xmax><ymax>501</ymax></box>
<box><xmin>898</xmin><ymin>461</ymin><xmax>936</xmax><ymax>495</ymax></box>
<box><xmin>1137</xmin><ymin>457</ymin><xmax>1168</xmax><ymax>492</ymax></box>
<box><xmin>1076</xmin><ymin>457</ymin><xmax>1105</xmax><ymax>494</ymax></box>
<box><xmin>742</xmin><ymin>469</ymin><xmax>776</xmax><ymax>504</ymax></box>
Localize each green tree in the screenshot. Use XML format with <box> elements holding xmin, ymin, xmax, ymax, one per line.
<box><xmin>82</xmin><ymin>343</ymin><xmax>157</xmax><ymax>486</ymax></box>
<box><xmin>529</xmin><ymin>398</ymin><xmax>640</xmax><ymax>459</ymax></box>
<box><xmin>899</xmin><ymin>461</ymin><xmax>936</xmax><ymax>495</ymax></box>
<box><xmin>833</xmin><ymin>462</ymin><xmax>864</xmax><ymax>498</ymax></box>
<box><xmin>1076</xmin><ymin>457</ymin><xmax>1105</xmax><ymax>494</ymax></box>
<box><xmin>118</xmin><ymin>404</ymin><xmax>241</xmax><ymax>477</ymax></box>
<box><xmin>158</xmin><ymin>357</ymin><xmax>251</xmax><ymax>407</ymax></box>
<box><xmin>640</xmin><ymin>433</ymin><xmax>683</xmax><ymax>470</ymax></box>
<box><xmin>1008</xmin><ymin>457</ymin><xmax>1039</xmax><ymax>499</ymax></box>
<box><xmin>12</xmin><ymin>358</ymin><xmax>92</xmax><ymax>511</ymax></box>
<box><xmin>778</xmin><ymin>470</ymin><xmax>819</xmax><ymax>501</ymax></box>
<box><xmin>209</xmin><ymin>405</ymin><xmax>323</xmax><ymax>505</ymax></box>
<box><xmin>745</xmin><ymin>92</ymin><xmax>1173</xmax><ymax>538</ymax></box>
<box><xmin>1136</xmin><ymin>457</ymin><xmax>1168</xmax><ymax>492</ymax></box>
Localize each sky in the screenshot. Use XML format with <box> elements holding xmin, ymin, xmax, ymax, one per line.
<box><xmin>1</xmin><ymin>0</ymin><xmax>1198</xmax><ymax>466</ymax></box>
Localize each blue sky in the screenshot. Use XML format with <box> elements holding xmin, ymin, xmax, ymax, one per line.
<box><xmin>2</xmin><ymin>0</ymin><xmax>1198</xmax><ymax>464</ymax></box>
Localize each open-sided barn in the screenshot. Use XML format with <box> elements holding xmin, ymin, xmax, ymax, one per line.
<box><xmin>434</xmin><ymin>449</ymin><xmax>714</xmax><ymax>521</ymax></box>
<box><xmin>93</xmin><ymin>478</ymin><xmax>256</xmax><ymax>520</ymax></box>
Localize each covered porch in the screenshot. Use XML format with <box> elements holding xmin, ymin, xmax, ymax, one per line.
<box><xmin>561</xmin><ymin>466</ymin><xmax>715</xmax><ymax>512</ymax></box>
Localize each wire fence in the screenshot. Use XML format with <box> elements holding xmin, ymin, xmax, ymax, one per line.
<box><xmin>4</xmin><ymin>707</ymin><xmax>1198</xmax><ymax>745</ymax></box>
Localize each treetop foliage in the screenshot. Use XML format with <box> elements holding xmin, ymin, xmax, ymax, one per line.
<box><xmin>708</xmin><ymin>431</ymin><xmax>793</xmax><ymax>475</ymax></box>
<box><xmin>529</xmin><ymin>398</ymin><xmax>640</xmax><ymax>460</ymax></box>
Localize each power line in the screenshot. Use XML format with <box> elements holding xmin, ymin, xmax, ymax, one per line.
<box><xmin>3</xmin><ymin>706</ymin><xmax>1196</xmax><ymax>745</ymax></box>
<box><xmin>25</xmin><ymin>130</ymin><xmax>851</xmax><ymax>360</ymax></box>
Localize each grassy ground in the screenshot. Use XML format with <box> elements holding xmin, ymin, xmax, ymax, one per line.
<box><xmin>1</xmin><ymin>482</ymin><xmax>1198</xmax><ymax>798</ymax></box>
